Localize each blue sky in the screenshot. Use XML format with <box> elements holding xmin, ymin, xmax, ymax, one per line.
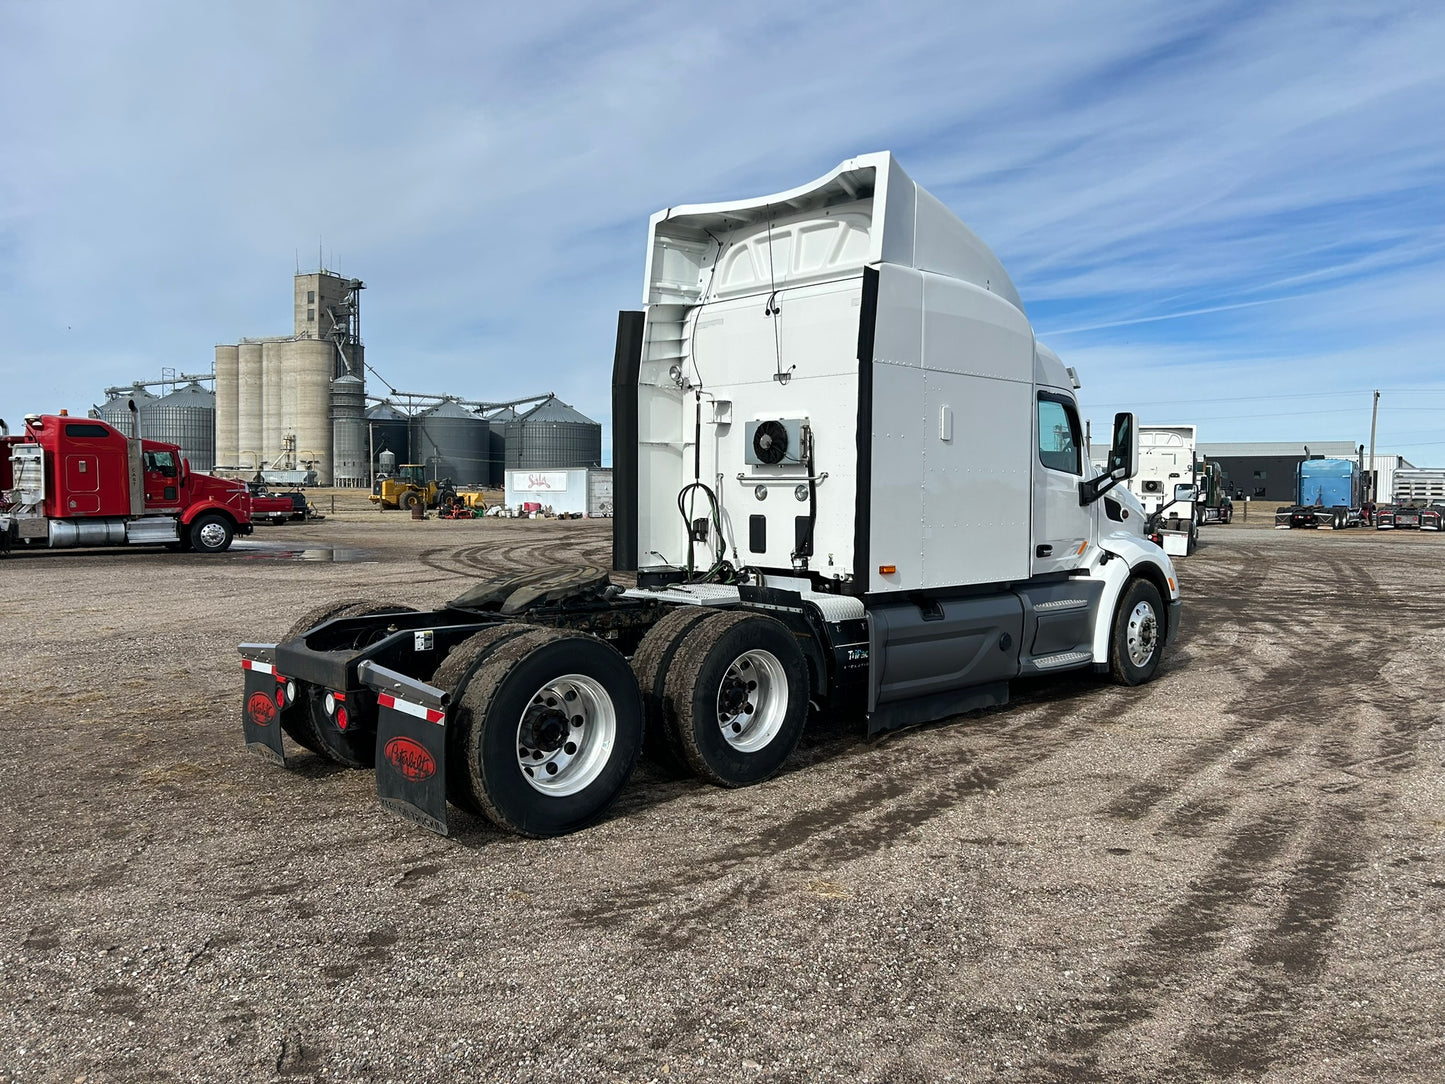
<box><xmin>2</xmin><ymin>1</ymin><xmax>1442</xmax><ymax>465</ymax></box>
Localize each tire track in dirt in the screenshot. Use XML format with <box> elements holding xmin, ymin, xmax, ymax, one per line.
<box><xmin>567</xmin><ymin>680</ymin><xmax>1151</xmax><ymax>948</ymax></box>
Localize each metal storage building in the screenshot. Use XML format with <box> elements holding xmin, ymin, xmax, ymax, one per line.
<box><xmin>506</xmin><ymin>468</ymin><xmax>613</xmax><ymax>516</ymax></box>
<box><xmin>1197</xmin><ymin>441</ymin><xmax>1358</xmax><ymax>503</ymax></box>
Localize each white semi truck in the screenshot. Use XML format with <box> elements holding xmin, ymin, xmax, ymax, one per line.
<box><xmin>240</xmin><ymin>152</ymin><xmax>1182</xmax><ymax>838</ymax></box>
<box><xmin>1128</xmin><ymin>425</ymin><xmax>1200</xmax><ymax>556</ymax></box>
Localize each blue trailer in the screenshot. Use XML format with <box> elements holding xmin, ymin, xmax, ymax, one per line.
<box><xmin>1275</xmin><ymin>458</ymin><xmax>1363</xmax><ymax>529</ymax></box>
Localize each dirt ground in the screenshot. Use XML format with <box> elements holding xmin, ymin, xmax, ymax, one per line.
<box><xmin>1</xmin><ymin>511</ymin><xmax>1442</xmax><ymax>1083</ymax></box>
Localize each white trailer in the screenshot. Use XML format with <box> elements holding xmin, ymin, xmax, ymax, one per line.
<box><xmin>241</xmin><ymin>153</ymin><xmax>1182</xmax><ymax>838</ymax></box>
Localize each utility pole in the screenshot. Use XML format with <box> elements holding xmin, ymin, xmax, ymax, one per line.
<box><xmin>1368</xmin><ymin>389</ymin><xmax>1380</xmax><ymax>501</ymax></box>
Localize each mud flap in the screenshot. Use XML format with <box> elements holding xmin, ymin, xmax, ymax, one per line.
<box><xmin>240</xmin><ymin>644</ymin><xmax>286</xmax><ymax>765</ymax></box>
<box><xmin>360</xmin><ymin>660</ymin><xmax>452</xmax><ymax>836</ymax></box>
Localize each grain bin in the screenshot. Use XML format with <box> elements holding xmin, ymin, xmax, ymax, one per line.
<box><xmin>149</xmin><ymin>382</ymin><xmax>217</xmax><ymax>470</ymax></box>
<box><xmin>504</xmin><ymin>396</ymin><xmax>601</xmax><ymax>470</ymax></box>
<box><xmin>237</xmin><ymin>342</ymin><xmax>264</xmax><ymax>469</ymax></box>
<box><xmin>411</xmin><ymin>400</ymin><xmax>490</xmax><ymax>486</ymax></box>
<box><xmin>365</xmin><ymin>402</ymin><xmax>411</xmax><ymax>475</ymax></box>
<box><xmin>481</xmin><ymin>405</ymin><xmax>515</xmax><ymax>486</ymax></box>
<box><xmin>95</xmin><ymin>384</ymin><xmax>157</xmax><ymax>435</ymax></box>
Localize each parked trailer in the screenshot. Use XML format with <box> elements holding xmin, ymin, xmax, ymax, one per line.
<box><xmin>1</xmin><ymin>411</ymin><xmax>252</xmax><ymax>553</ymax></box>
<box><xmin>240</xmin><ymin>152</ymin><xmax>1181</xmax><ymax>838</ymax></box>
<box><xmin>1375</xmin><ymin>468</ymin><xmax>1445</xmax><ymax>531</ymax></box>
<box><xmin>1275</xmin><ymin>458</ymin><xmax>1363</xmax><ymax>529</ymax></box>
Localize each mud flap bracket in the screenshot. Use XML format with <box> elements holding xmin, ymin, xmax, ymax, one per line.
<box><xmin>240</xmin><ymin>643</ymin><xmax>286</xmax><ymax>765</ymax></box>
<box><xmin>359</xmin><ymin>660</ymin><xmax>452</xmax><ymax>836</ymax></box>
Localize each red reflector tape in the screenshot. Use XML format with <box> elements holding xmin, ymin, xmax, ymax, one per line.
<box><xmin>242</xmin><ymin>659</ymin><xmax>274</xmax><ymax>675</ymax></box>
<box><xmin>378</xmin><ymin>692</ymin><xmax>445</xmax><ymax>725</ymax></box>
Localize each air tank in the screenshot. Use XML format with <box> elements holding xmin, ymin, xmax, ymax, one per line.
<box><xmin>411</xmin><ymin>400</ymin><xmax>490</xmax><ymax>486</ymax></box>
<box><xmin>237</xmin><ymin>342</ymin><xmax>264</xmax><ymax>469</ymax></box>
<box><xmin>505</xmin><ymin>396</ymin><xmax>602</xmax><ymax>470</ymax></box>
<box><xmin>214</xmin><ymin>344</ymin><xmax>239</xmax><ymax>468</ymax></box>
<box><xmin>330</xmin><ymin>375</ymin><xmax>367</xmax><ymax>487</ymax></box>
<box><xmin>365</xmin><ymin>402</ymin><xmax>411</xmax><ymax>474</ymax></box>
<box><xmin>149</xmin><ymin>382</ymin><xmax>216</xmax><ymax>470</ymax></box>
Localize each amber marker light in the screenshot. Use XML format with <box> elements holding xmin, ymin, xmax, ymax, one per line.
<box><xmin>878</xmin><ymin>565</ymin><xmax>897</xmax><ymax>575</ymax></box>
<box><xmin>1168</xmin><ymin>577</ymin><xmax>1176</xmax><ymax>591</ymax></box>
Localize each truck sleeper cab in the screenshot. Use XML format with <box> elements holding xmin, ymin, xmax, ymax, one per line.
<box><xmin>240</xmin><ymin>153</ymin><xmax>1181</xmax><ymax>839</ymax></box>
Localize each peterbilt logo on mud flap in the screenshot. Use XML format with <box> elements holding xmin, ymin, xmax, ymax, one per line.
<box><xmin>385</xmin><ymin>737</ymin><xmax>437</xmax><ymax>781</ymax></box>
<box><xmin>247</xmin><ymin>692</ymin><xmax>277</xmax><ymax>726</ymax></box>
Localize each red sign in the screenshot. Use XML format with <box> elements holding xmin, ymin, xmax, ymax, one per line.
<box><xmin>247</xmin><ymin>691</ymin><xmax>277</xmax><ymax>726</ymax></box>
<box><xmin>385</xmin><ymin>736</ymin><xmax>436</xmax><ymax>781</ymax></box>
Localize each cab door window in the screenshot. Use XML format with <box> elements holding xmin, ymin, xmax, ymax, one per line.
<box><xmin>1037</xmin><ymin>395</ymin><xmax>1082</xmax><ymax>475</ymax></box>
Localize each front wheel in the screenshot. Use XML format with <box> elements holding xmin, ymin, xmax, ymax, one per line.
<box><xmin>457</xmin><ymin>630</ymin><xmax>643</xmax><ymax>837</ymax></box>
<box><xmin>663</xmin><ymin>612</ymin><xmax>809</xmax><ymax>787</ymax></box>
<box><xmin>1108</xmin><ymin>578</ymin><xmax>1165</xmax><ymax>686</ymax></box>
<box><xmin>189</xmin><ymin>513</ymin><xmax>233</xmax><ymax>553</ymax></box>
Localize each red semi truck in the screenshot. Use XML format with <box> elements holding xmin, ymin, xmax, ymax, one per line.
<box><xmin>0</xmin><ymin>411</ymin><xmax>252</xmax><ymax>553</ymax></box>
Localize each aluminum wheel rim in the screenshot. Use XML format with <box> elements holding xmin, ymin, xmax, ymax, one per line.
<box><xmin>198</xmin><ymin>521</ymin><xmax>227</xmax><ymax>549</ymax></box>
<box><xmin>516</xmin><ymin>674</ymin><xmax>615</xmax><ymax>796</ymax></box>
<box><xmin>716</xmin><ymin>649</ymin><xmax>788</xmax><ymax>753</ymax></box>
<box><xmin>1126</xmin><ymin>600</ymin><xmax>1159</xmax><ymax>668</ymax></box>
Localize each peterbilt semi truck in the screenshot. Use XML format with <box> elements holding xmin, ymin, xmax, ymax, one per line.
<box><xmin>240</xmin><ymin>152</ymin><xmax>1182</xmax><ymax>839</ymax></box>
<box><xmin>1</xmin><ymin>410</ymin><xmax>252</xmax><ymax>553</ymax></box>
<box><xmin>1274</xmin><ymin>457</ymin><xmax>1364</xmax><ymax>529</ymax></box>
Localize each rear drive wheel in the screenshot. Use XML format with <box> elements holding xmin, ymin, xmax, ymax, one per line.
<box><xmin>299</xmin><ymin>603</ymin><xmax>418</xmax><ymax>767</ymax></box>
<box><xmin>630</xmin><ymin>607</ymin><xmax>716</xmax><ymax>772</ymax></box>
<box><xmin>429</xmin><ymin>623</ymin><xmax>536</xmax><ymax>815</ymax></box>
<box><xmin>663</xmin><ymin>612</ymin><xmax>809</xmax><ymax>787</ymax></box>
<box><xmin>189</xmin><ymin>513</ymin><xmax>233</xmax><ymax>553</ymax></box>
<box><xmin>456</xmin><ymin>629</ymin><xmax>643</xmax><ymax>837</ymax></box>
<box><xmin>1108</xmin><ymin>579</ymin><xmax>1165</xmax><ymax>686</ymax></box>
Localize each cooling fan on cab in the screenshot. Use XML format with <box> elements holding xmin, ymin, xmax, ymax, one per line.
<box><xmin>752</xmin><ymin>420</ymin><xmax>790</xmax><ymax>465</ymax></box>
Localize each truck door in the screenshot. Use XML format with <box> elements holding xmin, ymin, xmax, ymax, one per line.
<box><xmin>1032</xmin><ymin>393</ymin><xmax>1092</xmax><ymax>576</ymax></box>
<box><xmin>142</xmin><ymin>449</ymin><xmax>181</xmax><ymax>511</ymax></box>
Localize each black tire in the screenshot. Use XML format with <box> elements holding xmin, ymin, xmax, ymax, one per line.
<box><xmin>297</xmin><ymin>602</ymin><xmax>418</xmax><ymax>768</ymax></box>
<box><xmin>630</xmin><ymin>607</ymin><xmax>716</xmax><ymax>772</ymax></box>
<box><xmin>456</xmin><ymin>629</ymin><xmax>643</xmax><ymax>837</ymax></box>
<box><xmin>189</xmin><ymin>513</ymin><xmax>234</xmax><ymax>553</ymax></box>
<box><xmin>399</xmin><ymin>490</ymin><xmax>424</xmax><ymax>512</ymax></box>
<box><xmin>428</xmin><ymin>623</ymin><xmax>536</xmax><ymax>815</ymax></box>
<box><xmin>662</xmin><ymin>611</ymin><xmax>809</xmax><ymax>787</ymax></box>
<box><xmin>1108</xmin><ymin>578</ymin><xmax>1165</xmax><ymax>686</ymax></box>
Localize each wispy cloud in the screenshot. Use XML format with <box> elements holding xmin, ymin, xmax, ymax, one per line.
<box><xmin>1</xmin><ymin>1</ymin><xmax>1442</xmax><ymax>461</ymax></box>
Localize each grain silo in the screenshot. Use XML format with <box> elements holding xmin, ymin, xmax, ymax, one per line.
<box><xmin>95</xmin><ymin>384</ymin><xmax>157</xmax><ymax>434</ymax></box>
<box><xmin>237</xmin><ymin>341</ymin><xmax>264</xmax><ymax>469</ymax></box>
<box><xmin>330</xmin><ymin>374</ymin><xmax>367</xmax><ymax>487</ymax></box>
<box><xmin>149</xmin><ymin>382</ymin><xmax>216</xmax><ymax>470</ymax></box>
<box><xmin>365</xmin><ymin>402</ymin><xmax>411</xmax><ymax>474</ymax></box>
<box><xmin>261</xmin><ymin>342</ymin><xmax>286</xmax><ymax>465</ymax></box>
<box><xmin>284</xmin><ymin>338</ymin><xmax>336</xmax><ymax>483</ymax></box>
<box><xmin>214</xmin><ymin>345</ymin><xmax>239</xmax><ymax>468</ymax></box>
<box><xmin>505</xmin><ymin>396</ymin><xmax>602</xmax><ymax>470</ymax></box>
<box><xmin>412</xmin><ymin>400</ymin><xmax>490</xmax><ymax>486</ymax></box>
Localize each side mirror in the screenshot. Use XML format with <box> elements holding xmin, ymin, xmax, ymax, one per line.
<box><xmin>180</xmin><ymin>458</ymin><xmax>190</xmax><ymax>485</ymax></box>
<box><xmin>1080</xmin><ymin>411</ymin><xmax>1139</xmax><ymax>505</ymax></box>
<box><xmin>1174</xmin><ymin>484</ymin><xmax>1198</xmax><ymax>503</ymax></box>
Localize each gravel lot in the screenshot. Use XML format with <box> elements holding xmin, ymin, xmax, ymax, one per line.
<box><xmin>2</xmin><ymin>509</ymin><xmax>1442</xmax><ymax>1083</ymax></box>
